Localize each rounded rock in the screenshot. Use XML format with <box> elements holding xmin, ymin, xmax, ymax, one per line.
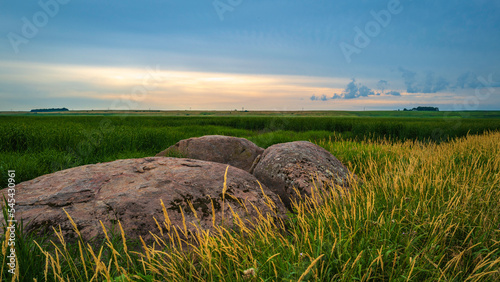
<box><xmin>1</xmin><ymin>158</ymin><xmax>286</xmax><ymax>243</ymax></box>
<box><xmin>155</xmin><ymin>135</ymin><xmax>264</xmax><ymax>172</ymax></box>
<box><xmin>253</xmin><ymin>141</ymin><xmax>355</xmax><ymax>210</ymax></box>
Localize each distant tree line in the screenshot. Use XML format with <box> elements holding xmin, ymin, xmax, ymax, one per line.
<box><xmin>30</xmin><ymin>108</ymin><xmax>69</xmax><ymax>112</ymax></box>
<box><xmin>403</xmin><ymin>106</ymin><xmax>439</xmax><ymax>112</ymax></box>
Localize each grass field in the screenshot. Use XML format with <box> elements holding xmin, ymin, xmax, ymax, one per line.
<box><xmin>0</xmin><ymin>112</ymin><xmax>499</xmax><ymax>281</ymax></box>
<box><xmin>1</xmin><ymin>113</ymin><xmax>500</xmax><ymax>189</ymax></box>
<box><xmin>2</xmin><ymin>110</ymin><xmax>500</xmax><ymax>118</ymax></box>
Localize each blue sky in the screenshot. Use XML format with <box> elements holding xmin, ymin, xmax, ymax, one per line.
<box><xmin>1</xmin><ymin>0</ymin><xmax>499</xmax><ymax>111</ymax></box>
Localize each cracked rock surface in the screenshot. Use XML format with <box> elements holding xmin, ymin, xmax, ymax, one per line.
<box><xmin>253</xmin><ymin>141</ymin><xmax>355</xmax><ymax>210</ymax></box>
<box><xmin>0</xmin><ymin>157</ymin><xmax>286</xmax><ymax>243</ymax></box>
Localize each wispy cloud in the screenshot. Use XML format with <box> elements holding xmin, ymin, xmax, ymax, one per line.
<box><xmin>310</xmin><ymin>78</ymin><xmax>403</xmax><ymax>101</ymax></box>
<box><xmin>419</xmin><ymin>72</ymin><xmax>449</xmax><ymax>93</ymax></box>
<box><xmin>377</xmin><ymin>80</ymin><xmax>389</xmax><ymax>92</ymax></box>
<box><xmin>399</xmin><ymin>67</ymin><xmax>423</xmax><ymax>93</ymax></box>
<box><xmin>397</xmin><ymin>68</ymin><xmax>500</xmax><ymax>94</ymax></box>
<box><xmin>387</xmin><ymin>91</ymin><xmax>401</xmax><ymax>96</ymax></box>
<box><xmin>455</xmin><ymin>72</ymin><xmax>482</xmax><ymax>89</ymax></box>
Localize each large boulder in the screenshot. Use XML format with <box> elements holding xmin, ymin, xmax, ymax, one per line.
<box><xmin>155</xmin><ymin>135</ymin><xmax>264</xmax><ymax>172</ymax></box>
<box><xmin>0</xmin><ymin>158</ymin><xmax>286</xmax><ymax>243</ymax></box>
<box><xmin>253</xmin><ymin>141</ymin><xmax>354</xmax><ymax>210</ymax></box>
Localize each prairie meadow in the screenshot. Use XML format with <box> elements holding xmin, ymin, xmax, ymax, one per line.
<box><xmin>0</xmin><ymin>113</ymin><xmax>499</xmax><ymax>281</ymax></box>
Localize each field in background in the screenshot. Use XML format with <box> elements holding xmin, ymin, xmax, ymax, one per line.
<box><xmin>2</xmin><ymin>109</ymin><xmax>500</xmax><ymax>118</ymax></box>
<box><xmin>1</xmin><ymin>113</ymin><xmax>500</xmax><ymax>188</ymax></box>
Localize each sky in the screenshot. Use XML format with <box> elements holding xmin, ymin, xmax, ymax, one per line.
<box><xmin>1</xmin><ymin>0</ymin><xmax>500</xmax><ymax>111</ymax></box>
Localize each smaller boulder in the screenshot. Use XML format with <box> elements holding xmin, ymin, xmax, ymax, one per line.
<box><xmin>253</xmin><ymin>141</ymin><xmax>355</xmax><ymax>210</ymax></box>
<box><xmin>156</xmin><ymin>135</ymin><xmax>264</xmax><ymax>172</ymax></box>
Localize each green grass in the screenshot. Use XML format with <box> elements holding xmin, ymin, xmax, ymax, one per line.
<box><xmin>1</xmin><ymin>131</ymin><xmax>499</xmax><ymax>281</ymax></box>
<box><xmin>0</xmin><ymin>114</ymin><xmax>499</xmax><ymax>281</ymax></box>
<box><xmin>1</xmin><ymin>115</ymin><xmax>500</xmax><ymax>188</ymax></box>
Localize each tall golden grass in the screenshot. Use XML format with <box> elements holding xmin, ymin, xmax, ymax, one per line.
<box><xmin>2</xmin><ymin>132</ymin><xmax>499</xmax><ymax>281</ymax></box>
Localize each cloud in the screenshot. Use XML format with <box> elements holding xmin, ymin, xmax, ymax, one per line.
<box><xmin>387</xmin><ymin>91</ymin><xmax>401</xmax><ymax>96</ymax></box>
<box><xmin>358</xmin><ymin>85</ymin><xmax>375</xmax><ymax>97</ymax></box>
<box><xmin>454</xmin><ymin>72</ymin><xmax>500</xmax><ymax>90</ymax></box>
<box><xmin>433</xmin><ymin>75</ymin><xmax>450</xmax><ymax>92</ymax></box>
<box><xmin>341</xmin><ymin>79</ymin><xmax>378</xmax><ymax>99</ymax></box>
<box><xmin>310</xmin><ymin>94</ymin><xmax>330</xmax><ymax>101</ymax></box>
<box><xmin>332</xmin><ymin>93</ymin><xmax>342</xmax><ymax>99</ymax></box>
<box><xmin>343</xmin><ymin>79</ymin><xmax>361</xmax><ymax>99</ymax></box>
<box><xmin>422</xmin><ymin>72</ymin><xmax>449</xmax><ymax>93</ymax></box>
<box><xmin>455</xmin><ymin>71</ymin><xmax>483</xmax><ymax>89</ymax></box>
<box><xmin>398</xmin><ymin>68</ymin><xmax>500</xmax><ymax>94</ymax></box>
<box><xmin>398</xmin><ymin>68</ymin><xmax>451</xmax><ymax>93</ymax></box>
<box><xmin>377</xmin><ymin>80</ymin><xmax>389</xmax><ymax>92</ymax></box>
<box><xmin>398</xmin><ymin>67</ymin><xmax>420</xmax><ymax>93</ymax></box>
<box><xmin>311</xmin><ymin>79</ymin><xmax>402</xmax><ymax>101</ymax></box>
